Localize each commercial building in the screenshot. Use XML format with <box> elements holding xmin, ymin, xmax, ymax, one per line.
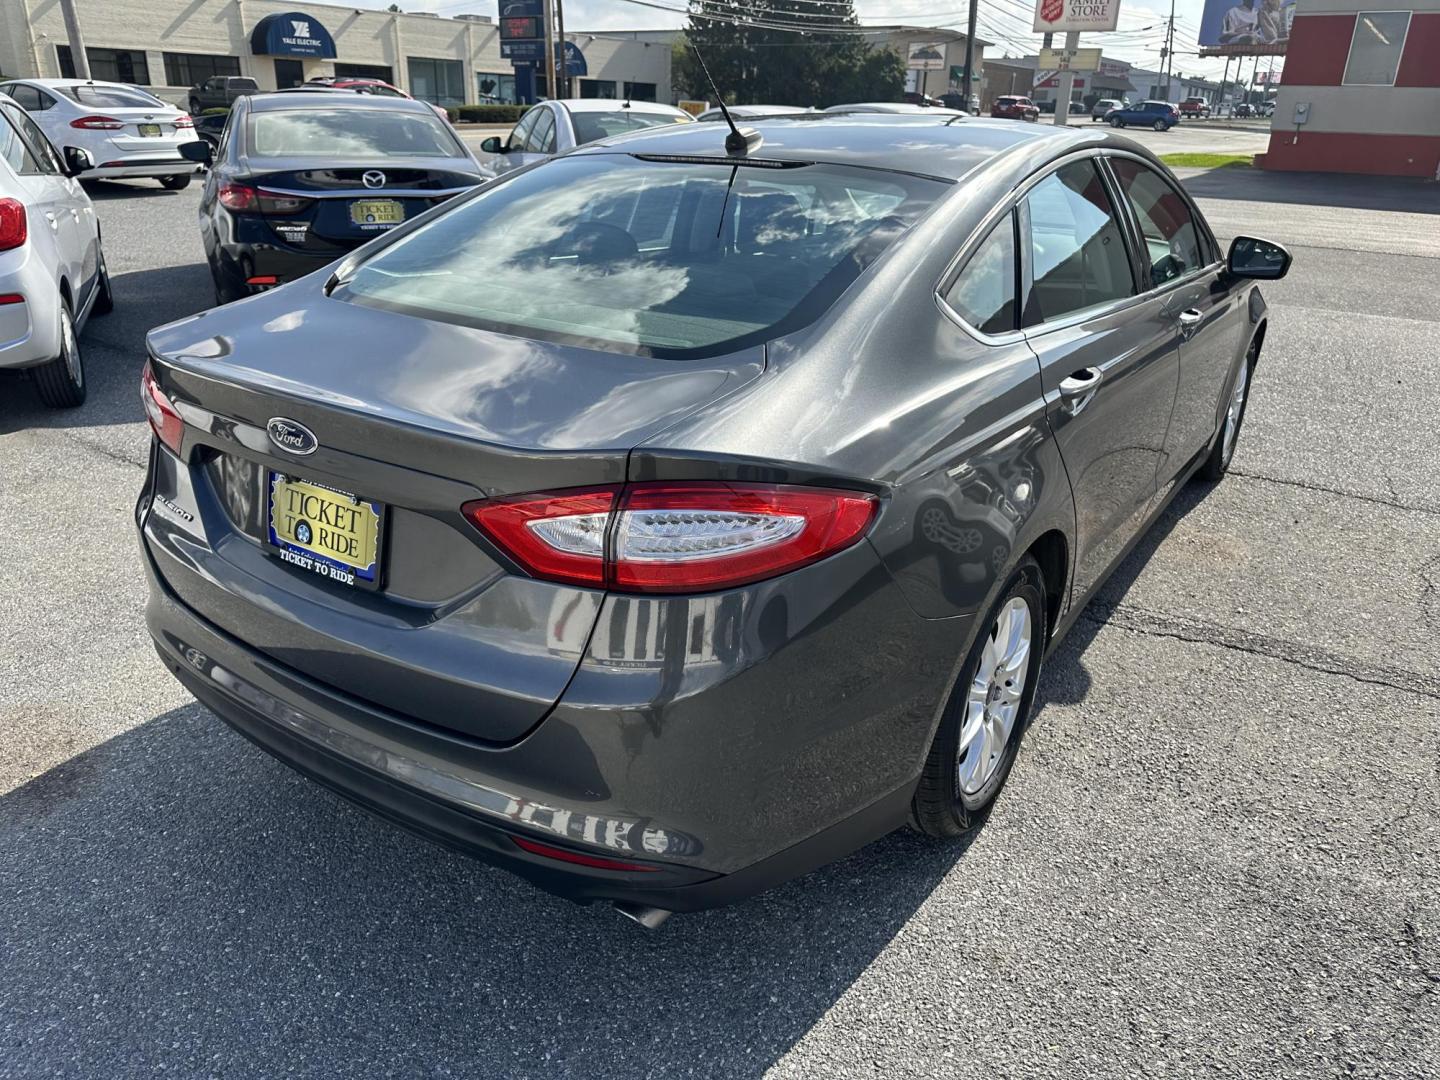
<box><xmin>1258</xmin><ymin>0</ymin><xmax>1440</xmax><ymax>177</ymax></box>
<box><xmin>1126</xmin><ymin>68</ymin><xmax>1227</xmax><ymax>105</ymax></box>
<box><xmin>0</xmin><ymin>0</ymin><xmax>673</xmax><ymax>108</ymax></box>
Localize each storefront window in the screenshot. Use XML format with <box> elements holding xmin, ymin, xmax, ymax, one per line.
<box><xmin>580</xmin><ymin>80</ymin><xmax>617</xmax><ymax>99</ymax></box>
<box><xmin>162</xmin><ymin>52</ymin><xmax>241</xmax><ymax>87</ymax></box>
<box><xmin>477</xmin><ymin>72</ymin><xmax>517</xmax><ymax>104</ymax></box>
<box><xmin>623</xmin><ymin>82</ymin><xmax>657</xmax><ymax>102</ymax></box>
<box><xmin>57</xmin><ymin>46</ymin><xmax>152</xmax><ymax>85</ymax></box>
<box><xmin>1343</xmin><ymin>12</ymin><xmax>1411</xmax><ymax>86</ymax></box>
<box><xmin>407</xmin><ymin>57</ymin><xmax>465</xmax><ymax>107</ymax></box>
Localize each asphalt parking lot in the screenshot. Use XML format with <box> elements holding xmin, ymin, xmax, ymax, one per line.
<box><xmin>2</xmin><ymin>156</ymin><xmax>1438</xmax><ymax>1078</ymax></box>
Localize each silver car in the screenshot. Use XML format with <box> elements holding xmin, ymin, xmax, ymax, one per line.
<box><xmin>480</xmin><ymin>99</ymin><xmax>693</xmax><ymax>173</ymax></box>
<box><xmin>0</xmin><ymin>93</ymin><xmax>110</xmax><ymax>407</ymax></box>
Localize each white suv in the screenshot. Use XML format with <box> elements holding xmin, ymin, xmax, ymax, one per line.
<box><xmin>0</xmin><ymin>92</ymin><xmax>111</xmax><ymax>407</ymax></box>
<box><xmin>0</xmin><ymin>78</ymin><xmax>197</xmax><ymax>189</ymax></box>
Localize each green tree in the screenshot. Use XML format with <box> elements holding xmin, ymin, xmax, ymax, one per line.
<box><xmin>674</xmin><ymin>0</ymin><xmax>904</xmax><ymax>109</ymax></box>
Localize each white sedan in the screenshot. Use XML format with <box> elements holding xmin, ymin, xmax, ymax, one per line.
<box><xmin>0</xmin><ymin>92</ymin><xmax>111</xmax><ymax>408</ymax></box>
<box><xmin>0</xmin><ymin>78</ymin><xmax>197</xmax><ymax>189</ymax></box>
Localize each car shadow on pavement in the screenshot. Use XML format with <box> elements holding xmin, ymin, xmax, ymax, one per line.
<box><xmin>2</xmin><ymin>700</ymin><xmax>974</xmax><ymax>1077</ymax></box>
<box><xmin>0</xmin><ymin>264</ymin><xmax>212</xmax><ymax>435</ymax></box>
<box><xmin>1034</xmin><ymin>477</ymin><xmax>1217</xmax><ymax>714</ymax></box>
<box><xmin>80</xmin><ymin>177</ymin><xmax>199</xmax><ymax>200</ymax></box>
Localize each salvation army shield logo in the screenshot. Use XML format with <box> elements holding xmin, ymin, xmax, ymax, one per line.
<box><xmin>1039</xmin><ymin>0</ymin><xmax>1064</xmax><ymax>23</ymax></box>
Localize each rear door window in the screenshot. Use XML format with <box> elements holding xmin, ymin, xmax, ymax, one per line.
<box><xmin>338</xmin><ymin>155</ymin><xmax>946</xmax><ymax>358</ymax></box>
<box><xmin>1022</xmin><ymin>159</ymin><xmax>1135</xmax><ymax>325</ymax></box>
<box><xmin>0</xmin><ymin>109</ymin><xmax>40</xmax><ymax>175</ymax></box>
<box><xmin>1109</xmin><ymin>157</ymin><xmax>1206</xmax><ymax>287</ymax></box>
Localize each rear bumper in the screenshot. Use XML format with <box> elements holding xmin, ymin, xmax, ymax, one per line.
<box><xmin>0</xmin><ymin>250</ymin><xmax>62</xmax><ymax>370</ymax></box>
<box><xmin>139</xmin><ymin>480</ymin><xmax>966</xmax><ymax>911</ymax></box>
<box><xmin>83</xmin><ymin>159</ymin><xmax>196</xmax><ymax>180</ymax></box>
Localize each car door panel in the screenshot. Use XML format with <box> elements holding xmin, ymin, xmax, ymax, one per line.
<box><xmin>1020</xmin><ymin>157</ymin><xmax>1180</xmax><ymax>604</ymax></box>
<box><xmin>1105</xmin><ymin>154</ymin><xmax>1249</xmax><ymax>485</ymax></box>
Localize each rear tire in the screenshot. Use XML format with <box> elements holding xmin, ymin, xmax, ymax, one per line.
<box><xmin>160</xmin><ymin>174</ymin><xmax>192</xmax><ymax>190</ymax></box>
<box><xmin>1153</xmin><ymin>119</ymin><xmax>1167</xmax><ymax>132</ymax></box>
<box><xmin>1110</xmin><ymin>116</ymin><xmax>1123</xmax><ymax>128</ymax></box>
<box><xmin>32</xmin><ymin>300</ymin><xmax>86</xmax><ymax>409</ymax></box>
<box><xmin>911</xmin><ymin>556</ymin><xmax>1048</xmax><ymax>837</ymax></box>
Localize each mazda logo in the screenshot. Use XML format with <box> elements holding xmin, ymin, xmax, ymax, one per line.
<box><xmin>361</xmin><ymin>170</ymin><xmax>386</xmax><ymax>189</ymax></box>
<box><xmin>266</xmin><ymin>417</ymin><xmax>318</xmax><ymax>456</ymax></box>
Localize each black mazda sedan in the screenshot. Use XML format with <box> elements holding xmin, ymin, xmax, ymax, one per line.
<box><xmin>182</xmin><ymin>93</ymin><xmax>488</xmax><ymax>305</ymax></box>
<box><xmin>139</xmin><ymin>116</ymin><xmax>1289</xmax><ymax>924</ymax></box>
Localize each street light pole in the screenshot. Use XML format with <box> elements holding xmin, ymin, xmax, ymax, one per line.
<box><xmin>59</xmin><ymin>0</ymin><xmax>90</xmax><ymax>79</ymax></box>
<box><xmin>542</xmin><ymin>0</ymin><xmax>557</xmax><ymax>100</ymax></box>
<box><xmin>555</xmin><ymin>0</ymin><xmax>568</xmax><ymax>99</ymax></box>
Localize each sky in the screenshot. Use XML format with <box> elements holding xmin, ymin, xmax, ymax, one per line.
<box><xmin>345</xmin><ymin>0</ymin><xmax>1280</xmax><ymax>82</ymax></box>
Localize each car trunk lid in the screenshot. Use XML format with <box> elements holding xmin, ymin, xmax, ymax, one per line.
<box><xmin>142</xmin><ymin>289</ymin><xmax>762</xmax><ymax>743</ymax></box>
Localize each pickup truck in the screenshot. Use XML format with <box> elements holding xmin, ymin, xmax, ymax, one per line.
<box><xmin>187</xmin><ymin>76</ymin><xmax>258</xmax><ymax>115</ymax></box>
<box><xmin>1179</xmin><ymin>97</ymin><xmax>1211</xmax><ymax>118</ymax></box>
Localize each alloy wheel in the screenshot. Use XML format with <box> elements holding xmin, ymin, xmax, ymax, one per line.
<box><xmin>957</xmin><ymin>596</ymin><xmax>1032</xmax><ymax>795</ymax></box>
<box><xmin>1221</xmin><ymin>361</ymin><xmax>1249</xmax><ymax>466</ymax></box>
<box><xmin>61</xmin><ymin>308</ymin><xmax>82</xmax><ymax>388</ymax></box>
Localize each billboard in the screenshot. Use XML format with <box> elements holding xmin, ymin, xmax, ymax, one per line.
<box><xmin>1032</xmin><ymin>0</ymin><xmax>1122</xmax><ymax>34</ymax></box>
<box><xmin>907</xmin><ymin>42</ymin><xmax>946</xmax><ymax>71</ymax></box>
<box><xmin>1198</xmin><ymin>0</ymin><xmax>1295</xmax><ymax>54</ymax></box>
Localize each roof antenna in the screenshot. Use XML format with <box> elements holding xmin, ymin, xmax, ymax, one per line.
<box><xmin>690</xmin><ymin>43</ymin><xmax>761</xmax><ymax>156</ymax></box>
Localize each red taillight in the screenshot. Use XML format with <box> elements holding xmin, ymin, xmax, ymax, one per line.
<box><xmin>218</xmin><ymin>182</ymin><xmax>256</xmax><ymax>211</ymax></box>
<box><xmin>141</xmin><ymin>361</ymin><xmax>184</xmax><ymax>456</ymax></box>
<box><xmin>0</xmin><ymin>198</ymin><xmax>27</xmax><ymax>252</ymax></box>
<box><xmin>218</xmin><ymin>182</ymin><xmax>310</xmax><ymax>216</ymax></box>
<box><xmin>464</xmin><ymin>482</ymin><xmax>878</xmax><ymax>594</ymax></box>
<box><xmin>510</xmin><ymin>836</ymin><xmax>658</xmax><ymax>872</ymax></box>
<box><xmin>175</xmin><ymin>114</ymin><xmax>194</xmax><ymax>129</ymax></box>
<box><xmin>0</xmin><ymin>293</ymin><xmax>23</xmax><ymax>305</ymax></box>
<box><xmin>70</xmin><ymin>115</ymin><xmax>124</xmax><ymax>130</ymax></box>
<box><xmin>246</xmin><ymin>275</ymin><xmax>278</xmax><ymax>286</ymax></box>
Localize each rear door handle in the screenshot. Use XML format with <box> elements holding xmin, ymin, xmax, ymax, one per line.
<box><xmin>1057</xmin><ymin>367</ymin><xmax>1103</xmax><ymax>414</ymax></box>
<box><xmin>1058</xmin><ymin>367</ymin><xmax>1103</xmax><ymax>397</ymax></box>
<box><xmin>1178</xmin><ymin>309</ymin><xmax>1203</xmax><ymax>337</ymax></box>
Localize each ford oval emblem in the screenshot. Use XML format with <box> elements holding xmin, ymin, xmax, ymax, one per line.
<box><xmin>267</xmin><ymin>417</ymin><xmax>318</xmax><ymax>456</ymax></box>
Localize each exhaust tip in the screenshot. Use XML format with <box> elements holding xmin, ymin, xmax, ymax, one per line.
<box><xmin>613</xmin><ymin>901</ymin><xmax>672</xmax><ymax>929</ymax></box>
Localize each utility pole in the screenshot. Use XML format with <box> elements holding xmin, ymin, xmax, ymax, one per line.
<box><xmin>542</xmin><ymin>0</ymin><xmax>557</xmax><ymax>100</ymax></box>
<box><xmin>59</xmin><ymin>0</ymin><xmax>90</xmax><ymax>79</ymax></box>
<box><xmin>1219</xmin><ymin>54</ymin><xmax>1231</xmax><ymax>113</ymax></box>
<box><xmin>555</xmin><ymin>0</ymin><xmax>568</xmax><ymax>99</ymax></box>
<box><xmin>961</xmin><ymin>0</ymin><xmax>978</xmax><ymax>110</ymax></box>
<box><xmin>1162</xmin><ymin>0</ymin><xmax>1176</xmax><ymax>100</ymax></box>
<box><xmin>1040</xmin><ymin>31</ymin><xmax>1052</xmax><ymax>114</ymax></box>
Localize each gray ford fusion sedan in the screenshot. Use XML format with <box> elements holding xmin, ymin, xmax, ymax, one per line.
<box><xmin>137</xmin><ymin>115</ymin><xmax>1289</xmax><ymax>924</ymax></box>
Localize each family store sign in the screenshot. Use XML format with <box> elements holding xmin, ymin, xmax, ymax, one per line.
<box><xmin>1032</xmin><ymin>0</ymin><xmax>1122</xmax><ymax>33</ymax></box>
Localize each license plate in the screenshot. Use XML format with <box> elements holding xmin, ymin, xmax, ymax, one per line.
<box><xmin>138</xmin><ymin>123</ymin><xmax>162</xmax><ymax>137</ymax></box>
<box><xmin>267</xmin><ymin>473</ymin><xmax>385</xmax><ymax>589</ymax></box>
<box><xmin>349</xmin><ymin>199</ymin><xmax>404</xmax><ymax>228</ymax></box>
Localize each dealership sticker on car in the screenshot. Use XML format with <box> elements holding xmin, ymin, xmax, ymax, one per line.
<box><xmin>267</xmin><ymin>473</ymin><xmax>384</xmax><ymax>589</ymax></box>
<box><xmin>350</xmin><ymin>199</ymin><xmax>404</xmax><ymax>230</ymax></box>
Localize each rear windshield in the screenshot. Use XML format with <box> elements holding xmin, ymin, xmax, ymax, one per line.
<box><xmin>231</xmin><ymin>78</ymin><xmax>259</xmax><ymax>89</ymax></box>
<box><xmin>570</xmin><ymin>110</ymin><xmax>690</xmax><ymax>145</ymax></box>
<box><xmin>337</xmin><ymin>154</ymin><xmax>946</xmax><ymax>358</ymax></box>
<box><xmin>247</xmin><ymin>108</ymin><xmax>461</xmax><ymax>158</ymax></box>
<box><xmin>59</xmin><ymin>85</ymin><xmax>165</xmax><ymax>108</ymax></box>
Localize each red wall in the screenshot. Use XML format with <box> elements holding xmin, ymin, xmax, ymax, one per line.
<box><xmin>1280</xmin><ymin>15</ymin><xmax>1356</xmax><ymax>86</ymax></box>
<box><xmin>1397</xmin><ymin>13</ymin><xmax>1440</xmax><ymax>87</ymax></box>
<box><xmin>1260</xmin><ymin>132</ymin><xmax>1440</xmax><ymax>178</ymax></box>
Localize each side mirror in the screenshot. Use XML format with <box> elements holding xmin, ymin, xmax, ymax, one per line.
<box><xmin>179</xmin><ymin>140</ymin><xmax>213</xmax><ymax>165</ymax></box>
<box><xmin>61</xmin><ymin>145</ymin><xmax>94</xmax><ymax>178</ymax></box>
<box><xmin>1227</xmin><ymin>235</ymin><xmax>1291</xmax><ymax>281</ymax></box>
<box><xmin>480</xmin><ymin>136</ymin><xmax>506</xmax><ymax>154</ymax></box>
